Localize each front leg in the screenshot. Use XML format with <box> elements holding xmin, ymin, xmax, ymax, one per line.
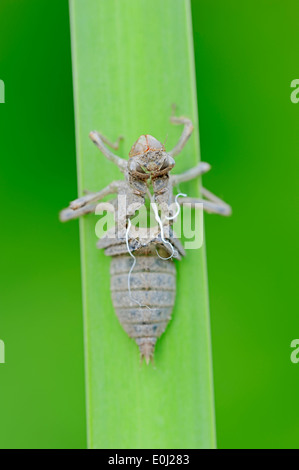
<box><xmin>89</xmin><ymin>131</ymin><xmax>127</xmax><ymax>172</ymax></box>
<box><xmin>168</xmin><ymin>105</ymin><xmax>194</xmax><ymax>158</ymax></box>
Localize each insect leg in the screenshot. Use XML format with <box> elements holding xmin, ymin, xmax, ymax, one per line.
<box><xmin>68</xmin><ymin>180</ymin><xmax>123</xmax><ymax>210</ymax></box>
<box><xmin>168</xmin><ymin>105</ymin><xmax>194</xmax><ymax>157</ymax></box>
<box><xmin>99</xmin><ymin>134</ymin><xmax>124</xmax><ymax>150</ymax></box>
<box><xmin>89</xmin><ymin>131</ymin><xmax>127</xmax><ymax>171</ymax></box>
<box><xmin>59</xmin><ymin>202</ymin><xmax>98</xmax><ymax>222</ymax></box>
<box><xmin>171</xmin><ymin>162</ymin><xmax>211</xmax><ymax>186</ymax></box>
<box><xmin>178</xmin><ymin>189</ymin><xmax>232</xmax><ymax>216</ymax></box>
<box><xmin>60</xmin><ymin>198</ymin><xmax>117</xmax><ymax>223</ymax></box>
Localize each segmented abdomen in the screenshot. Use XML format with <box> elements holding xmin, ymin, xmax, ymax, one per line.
<box><xmin>110</xmin><ymin>253</ymin><xmax>176</xmax><ymax>363</ymax></box>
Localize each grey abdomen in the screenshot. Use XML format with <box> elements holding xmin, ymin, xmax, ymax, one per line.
<box><xmin>110</xmin><ymin>253</ymin><xmax>176</xmax><ymax>363</ymax></box>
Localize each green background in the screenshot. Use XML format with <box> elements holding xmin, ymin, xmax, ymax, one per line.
<box><xmin>0</xmin><ymin>0</ymin><xmax>298</xmax><ymax>449</ymax></box>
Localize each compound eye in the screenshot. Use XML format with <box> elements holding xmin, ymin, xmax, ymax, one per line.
<box><xmin>146</xmin><ymin>135</ymin><xmax>164</xmax><ymax>151</ymax></box>
<box><xmin>129</xmin><ymin>136</ymin><xmax>148</xmax><ymax>157</ymax></box>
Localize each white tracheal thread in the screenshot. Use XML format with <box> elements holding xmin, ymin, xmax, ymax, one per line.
<box><xmin>125</xmin><ymin>218</ymin><xmax>153</xmax><ymax>310</ymax></box>
<box><xmin>152</xmin><ymin>193</ymin><xmax>187</xmax><ymax>260</ymax></box>
<box><xmin>125</xmin><ymin>192</ymin><xmax>187</xmax><ymax>305</ymax></box>
<box><xmin>151</xmin><ymin>201</ymin><xmax>177</xmax><ymax>260</ymax></box>
<box><xmin>165</xmin><ymin>192</ymin><xmax>187</xmax><ymax>220</ymax></box>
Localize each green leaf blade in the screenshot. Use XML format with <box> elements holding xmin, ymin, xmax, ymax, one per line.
<box><xmin>70</xmin><ymin>0</ymin><xmax>216</xmax><ymax>449</ymax></box>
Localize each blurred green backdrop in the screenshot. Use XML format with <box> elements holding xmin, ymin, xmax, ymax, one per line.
<box><xmin>0</xmin><ymin>0</ymin><xmax>298</xmax><ymax>449</ymax></box>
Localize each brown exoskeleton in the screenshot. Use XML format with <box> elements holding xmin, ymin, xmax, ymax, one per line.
<box><xmin>60</xmin><ymin>109</ymin><xmax>231</xmax><ymax>364</ymax></box>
